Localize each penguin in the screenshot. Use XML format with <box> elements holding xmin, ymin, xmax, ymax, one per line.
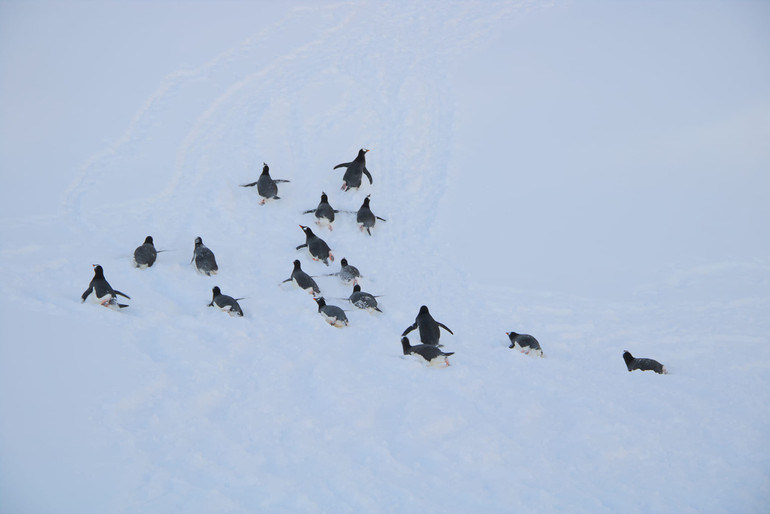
<box><xmin>302</xmin><ymin>192</ymin><xmax>338</xmax><ymax>230</ymax></box>
<box><xmin>133</xmin><ymin>236</ymin><xmax>157</xmax><ymax>269</ymax></box>
<box><xmin>348</xmin><ymin>284</ymin><xmax>382</xmax><ymax>313</ymax></box>
<box><xmin>81</xmin><ymin>264</ymin><xmax>130</xmax><ymax>308</ymax></box>
<box><xmin>356</xmin><ymin>195</ymin><xmax>386</xmax><ymax>235</ymax></box>
<box><xmin>401</xmin><ymin>305</ymin><xmax>453</xmax><ymax>346</ymax></box>
<box><xmin>332</xmin><ymin>257</ymin><xmax>361</xmax><ymax>285</ymax></box>
<box><xmin>506</xmin><ymin>331</ymin><xmax>544</xmax><ymax>357</ymax></box>
<box><xmin>192</xmin><ymin>236</ymin><xmax>218</xmax><ymax>276</ymax></box>
<box><xmin>281</xmin><ymin>259</ymin><xmax>321</xmax><ymax>295</ymax></box>
<box><xmin>241</xmin><ymin>163</ymin><xmax>290</xmax><ymax>204</ymax></box>
<box><xmin>623</xmin><ymin>351</ymin><xmax>667</xmax><ymax>374</ymax></box>
<box><xmin>333</xmin><ymin>148</ymin><xmax>372</xmax><ymax>191</ymax></box>
<box><xmin>314</xmin><ymin>297</ymin><xmax>349</xmax><ymax>327</ymax></box>
<box><xmin>296</xmin><ymin>225</ymin><xmax>334</xmax><ymax>266</ymax></box>
<box><xmin>208</xmin><ymin>286</ymin><xmax>244</xmax><ymax>317</ymax></box>
<box><xmin>401</xmin><ymin>337</ymin><xmax>454</xmax><ymax>367</ymax></box>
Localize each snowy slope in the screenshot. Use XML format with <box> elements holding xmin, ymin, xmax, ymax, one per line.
<box><xmin>1</xmin><ymin>1</ymin><xmax>769</xmax><ymax>513</ymax></box>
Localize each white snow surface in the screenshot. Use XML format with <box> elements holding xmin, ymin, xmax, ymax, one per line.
<box><xmin>1</xmin><ymin>1</ymin><xmax>769</xmax><ymax>512</ymax></box>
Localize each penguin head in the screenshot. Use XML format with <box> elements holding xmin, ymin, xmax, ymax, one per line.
<box><xmin>299</xmin><ymin>224</ymin><xmax>314</xmax><ymax>237</ymax></box>
<box><xmin>195</xmin><ymin>236</ymin><xmax>203</xmax><ymax>247</ymax></box>
<box><xmin>353</xmin><ymin>284</ymin><xmax>361</xmax><ymax>292</ymax></box>
<box><xmin>401</xmin><ymin>337</ymin><xmax>412</xmax><ymax>355</ymax></box>
<box><xmin>293</xmin><ymin>259</ymin><xmax>302</xmax><ymax>270</ymax></box>
<box><xmin>623</xmin><ymin>351</ymin><xmax>634</xmax><ymax>366</ymax></box>
<box><xmin>144</xmin><ymin>236</ymin><xmax>154</xmax><ymax>245</ymax></box>
<box><xmin>314</xmin><ymin>297</ymin><xmax>327</xmax><ymax>309</ymax></box>
<box><xmin>212</xmin><ymin>286</ymin><xmax>221</xmax><ymax>297</ymax></box>
<box><xmin>357</xmin><ymin>148</ymin><xmax>369</xmax><ymax>159</ymax></box>
<box><xmin>341</xmin><ymin>258</ymin><xmax>348</xmax><ymax>267</ymax></box>
<box><xmin>361</xmin><ymin>195</ymin><xmax>370</xmax><ymax>208</ymax></box>
<box><xmin>506</xmin><ymin>332</ymin><xmax>519</xmax><ymax>348</ymax></box>
<box><xmin>261</xmin><ymin>163</ymin><xmax>269</xmax><ymax>175</ymax></box>
<box><xmin>92</xmin><ymin>264</ymin><xmax>105</xmax><ymax>279</ymax></box>
<box><xmin>320</xmin><ymin>192</ymin><xmax>328</xmax><ymax>202</ymax></box>
<box><xmin>419</xmin><ymin>305</ymin><xmax>430</xmax><ymax>315</ymax></box>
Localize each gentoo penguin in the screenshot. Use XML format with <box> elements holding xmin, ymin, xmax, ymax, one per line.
<box><xmin>192</xmin><ymin>236</ymin><xmax>218</xmax><ymax>276</ymax></box>
<box><xmin>356</xmin><ymin>195</ymin><xmax>386</xmax><ymax>235</ymax></box>
<box><xmin>348</xmin><ymin>284</ymin><xmax>382</xmax><ymax>313</ymax></box>
<box><xmin>281</xmin><ymin>259</ymin><xmax>321</xmax><ymax>295</ymax></box>
<box><xmin>208</xmin><ymin>286</ymin><xmax>244</xmax><ymax>317</ymax></box>
<box><xmin>333</xmin><ymin>148</ymin><xmax>372</xmax><ymax>191</ymax></box>
<box><xmin>507</xmin><ymin>331</ymin><xmax>544</xmax><ymax>357</ymax></box>
<box><xmin>332</xmin><ymin>258</ymin><xmax>361</xmax><ymax>285</ymax></box>
<box><xmin>240</xmin><ymin>163</ymin><xmax>290</xmax><ymax>204</ymax></box>
<box><xmin>133</xmin><ymin>236</ymin><xmax>157</xmax><ymax>269</ymax></box>
<box><xmin>401</xmin><ymin>305</ymin><xmax>453</xmax><ymax>346</ymax></box>
<box><xmin>314</xmin><ymin>297</ymin><xmax>349</xmax><ymax>327</ymax></box>
<box><xmin>296</xmin><ymin>225</ymin><xmax>334</xmax><ymax>266</ymax></box>
<box><xmin>81</xmin><ymin>264</ymin><xmax>130</xmax><ymax>308</ymax></box>
<box><xmin>623</xmin><ymin>351</ymin><xmax>667</xmax><ymax>374</ymax></box>
<box><xmin>302</xmin><ymin>192</ymin><xmax>338</xmax><ymax>230</ymax></box>
<box><xmin>401</xmin><ymin>337</ymin><xmax>454</xmax><ymax>367</ymax></box>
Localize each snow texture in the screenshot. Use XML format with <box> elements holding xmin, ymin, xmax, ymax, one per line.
<box><xmin>1</xmin><ymin>1</ymin><xmax>769</xmax><ymax>513</ymax></box>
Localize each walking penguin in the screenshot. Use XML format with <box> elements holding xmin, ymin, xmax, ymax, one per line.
<box><xmin>333</xmin><ymin>148</ymin><xmax>372</xmax><ymax>191</ymax></box>
<box><xmin>241</xmin><ymin>163</ymin><xmax>290</xmax><ymax>204</ymax></box>
<box><xmin>81</xmin><ymin>264</ymin><xmax>130</xmax><ymax>309</ymax></box>
<box><xmin>133</xmin><ymin>236</ymin><xmax>157</xmax><ymax>269</ymax></box>
<box><xmin>281</xmin><ymin>259</ymin><xmax>321</xmax><ymax>295</ymax></box>
<box><xmin>356</xmin><ymin>195</ymin><xmax>386</xmax><ymax>235</ymax></box>
<box><xmin>401</xmin><ymin>305</ymin><xmax>454</xmax><ymax>346</ymax></box>
<box><xmin>296</xmin><ymin>225</ymin><xmax>334</xmax><ymax>266</ymax></box>
<box><xmin>192</xmin><ymin>236</ymin><xmax>218</xmax><ymax>276</ymax></box>
<box><xmin>303</xmin><ymin>192</ymin><xmax>338</xmax><ymax>230</ymax></box>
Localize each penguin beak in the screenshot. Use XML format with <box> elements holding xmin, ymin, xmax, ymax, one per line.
<box><xmin>364</xmin><ymin>149</ymin><xmax>370</xmax><ymax>153</ymax></box>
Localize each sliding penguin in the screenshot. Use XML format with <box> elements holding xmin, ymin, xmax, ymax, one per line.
<box><xmin>401</xmin><ymin>337</ymin><xmax>454</xmax><ymax>367</ymax></box>
<box><xmin>192</xmin><ymin>236</ymin><xmax>218</xmax><ymax>276</ymax></box>
<box><xmin>356</xmin><ymin>195</ymin><xmax>386</xmax><ymax>235</ymax></box>
<box><xmin>333</xmin><ymin>148</ymin><xmax>372</xmax><ymax>191</ymax></box>
<box><xmin>296</xmin><ymin>225</ymin><xmax>334</xmax><ymax>266</ymax></box>
<box><xmin>281</xmin><ymin>259</ymin><xmax>321</xmax><ymax>295</ymax></box>
<box><xmin>623</xmin><ymin>351</ymin><xmax>667</xmax><ymax>374</ymax></box>
<box><xmin>507</xmin><ymin>331</ymin><xmax>544</xmax><ymax>357</ymax></box>
<box><xmin>333</xmin><ymin>258</ymin><xmax>361</xmax><ymax>285</ymax></box>
<box><xmin>314</xmin><ymin>297</ymin><xmax>349</xmax><ymax>327</ymax></box>
<box><xmin>241</xmin><ymin>163</ymin><xmax>290</xmax><ymax>204</ymax></box>
<box><xmin>348</xmin><ymin>284</ymin><xmax>382</xmax><ymax>313</ymax></box>
<box><xmin>303</xmin><ymin>192</ymin><xmax>338</xmax><ymax>230</ymax></box>
<box><xmin>81</xmin><ymin>264</ymin><xmax>130</xmax><ymax>308</ymax></box>
<box><xmin>208</xmin><ymin>286</ymin><xmax>244</xmax><ymax>317</ymax></box>
<box><xmin>133</xmin><ymin>236</ymin><xmax>157</xmax><ymax>269</ymax></box>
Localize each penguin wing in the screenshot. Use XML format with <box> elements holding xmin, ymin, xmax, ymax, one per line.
<box><xmin>302</xmin><ymin>209</ymin><xmax>315</xmax><ymax>214</ymax></box>
<box><xmin>274</xmin><ymin>179</ymin><xmax>290</xmax><ymax>183</ymax></box>
<box><xmin>81</xmin><ymin>286</ymin><xmax>93</xmax><ymax>302</ymax></box>
<box><xmin>401</xmin><ymin>322</ymin><xmax>418</xmax><ymax>337</ymax></box>
<box><xmin>363</xmin><ymin>167</ymin><xmax>373</xmax><ymax>184</ymax></box>
<box><xmin>240</xmin><ymin>181</ymin><xmax>259</xmax><ymax>187</ymax></box>
<box><xmin>296</xmin><ymin>243</ymin><xmax>308</xmax><ymax>250</ymax></box>
<box><xmin>112</xmin><ymin>289</ymin><xmax>131</xmax><ymax>300</ymax></box>
<box><xmin>333</xmin><ymin>161</ymin><xmax>352</xmax><ymax>169</ymax></box>
<box><xmin>437</xmin><ymin>322</ymin><xmax>454</xmax><ymax>335</ymax></box>
<box><xmin>376</xmin><ymin>215</ymin><xmax>387</xmax><ymax>222</ymax></box>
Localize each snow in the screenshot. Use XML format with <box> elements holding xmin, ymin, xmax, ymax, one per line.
<box><xmin>1</xmin><ymin>1</ymin><xmax>769</xmax><ymax>512</ymax></box>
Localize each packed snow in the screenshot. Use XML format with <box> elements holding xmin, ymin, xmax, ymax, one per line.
<box><xmin>1</xmin><ymin>1</ymin><xmax>769</xmax><ymax>512</ymax></box>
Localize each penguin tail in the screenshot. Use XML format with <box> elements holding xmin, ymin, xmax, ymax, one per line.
<box><xmin>375</xmin><ymin>307</ymin><xmax>383</xmax><ymax>313</ymax></box>
<box><xmin>366</xmin><ymin>228</ymin><xmax>372</xmax><ymax>236</ymax></box>
<box><xmin>117</xmin><ymin>303</ymin><xmax>129</xmax><ymax>309</ymax></box>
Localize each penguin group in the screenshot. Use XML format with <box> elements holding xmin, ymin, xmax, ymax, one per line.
<box><xmin>81</xmin><ymin>148</ymin><xmax>668</xmax><ymax>375</ymax></box>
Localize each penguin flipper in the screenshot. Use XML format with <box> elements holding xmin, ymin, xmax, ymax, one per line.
<box><xmin>296</xmin><ymin>243</ymin><xmax>308</xmax><ymax>250</ymax></box>
<box><xmin>302</xmin><ymin>209</ymin><xmax>315</xmax><ymax>214</ymax></box>
<box><xmin>274</xmin><ymin>179</ymin><xmax>290</xmax><ymax>183</ymax></box>
<box><xmin>240</xmin><ymin>181</ymin><xmax>259</xmax><ymax>187</ymax></box>
<box><xmin>113</xmin><ymin>290</ymin><xmax>131</xmax><ymax>300</ymax></box>
<box><xmin>401</xmin><ymin>322</ymin><xmax>418</xmax><ymax>337</ymax></box>
<box><xmin>376</xmin><ymin>216</ymin><xmax>387</xmax><ymax>222</ymax></box>
<box><xmin>363</xmin><ymin>167</ymin><xmax>373</xmax><ymax>184</ymax></box>
<box><xmin>437</xmin><ymin>322</ymin><xmax>454</xmax><ymax>335</ymax></box>
<box><xmin>81</xmin><ymin>286</ymin><xmax>93</xmax><ymax>302</ymax></box>
<box><xmin>333</xmin><ymin>162</ymin><xmax>352</xmax><ymax>169</ymax></box>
